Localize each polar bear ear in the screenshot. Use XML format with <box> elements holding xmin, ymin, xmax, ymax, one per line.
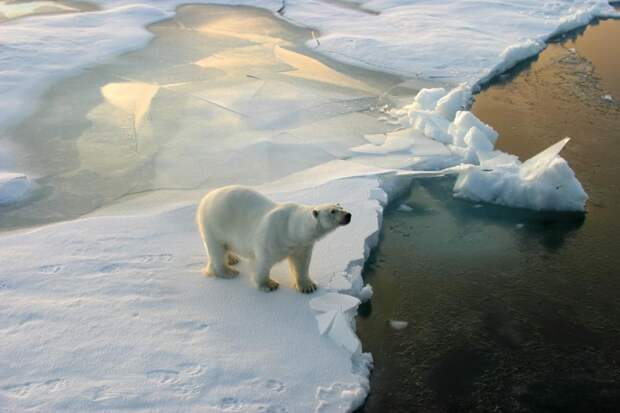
<box><xmin>312</xmin><ymin>209</ymin><xmax>319</xmax><ymax>219</ymax></box>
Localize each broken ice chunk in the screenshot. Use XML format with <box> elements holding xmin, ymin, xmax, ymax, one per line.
<box><xmin>389</xmin><ymin>320</ymin><xmax>408</xmax><ymax>330</ymax></box>
<box><xmin>478</xmin><ymin>150</ymin><xmax>520</xmax><ymax>170</ymax></box>
<box><xmin>327</xmin><ymin>273</ymin><xmax>353</xmax><ymax>291</ymax></box>
<box><xmin>435</xmin><ymin>84</ymin><xmax>470</xmax><ymax>120</ymax></box>
<box><xmin>453</xmin><ymin>138</ymin><xmax>587</xmax><ymax>211</ymax></box>
<box><xmin>397</xmin><ymin>204</ymin><xmax>413</xmax><ymax>212</ymax></box>
<box><xmin>316</xmin><ymin>310</ymin><xmax>337</xmax><ymax>335</ymax></box>
<box><xmin>328</xmin><ymin>311</ymin><xmax>361</xmax><ymax>354</ymax></box>
<box><xmin>358</xmin><ymin>284</ymin><xmax>373</xmax><ymax>302</ymax></box>
<box><xmin>520</xmin><ymin>137</ymin><xmax>569</xmax><ymax>180</ymax></box>
<box><xmin>368</xmin><ymin>188</ymin><xmax>388</xmax><ymax>204</ymax></box>
<box><xmin>448</xmin><ymin>111</ymin><xmax>498</xmax><ymax>147</ymax></box>
<box><xmin>310</xmin><ymin>293</ymin><xmax>361</xmax><ymax>314</ymax></box>
<box><xmin>409</xmin><ymin>87</ymin><xmax>447</xmax><ymax>111</ymax></box>
<box><xmin>464</xmin><ymin>127</ymin><xmax>494</xmax><ymax>152</ymax></box>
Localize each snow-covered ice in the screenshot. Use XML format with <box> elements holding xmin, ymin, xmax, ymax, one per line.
<box><xmin>0</xmin><ymin>164</ymin><xmax>397</xmax><ymax>412</ymax></box>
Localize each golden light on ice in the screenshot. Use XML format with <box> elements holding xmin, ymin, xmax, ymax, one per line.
<box><xmin>193</xmin><ymin>14</ymin><xmax>375</xmax><ymax>94</ymax></box>
<box><xmin>0</xmin><ymin>1</ymin><xmax>77</xmax><ymax>20</ymax></box>
<box><xmin>195</xmin><ymin>45</ymin><xmax>275</xmax><ymax>71</ymax></box>
<box><xmin>197</xmin><ymin>15</ymin><xmax>282</xmax><ymax>45</ymax></box>
<box><xmin>273</xmin><ymin>45</ymin><xmax>376</xmax><ymax>93</ymax></box>
<box><xmin>100</xmin><ymin>82</ymin><xmax>160</xmax><ymax>130</ymax></box>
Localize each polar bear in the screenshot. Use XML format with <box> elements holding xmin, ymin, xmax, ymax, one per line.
<box><xmin>196</xmin><ymin>185</ymin><xmax>352</xmax><ymax>293</ymax></box>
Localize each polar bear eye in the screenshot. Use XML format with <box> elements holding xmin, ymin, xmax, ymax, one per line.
<box><xmin>330</xmin><ymin>209</ymin><xmax>336</xmax><ymax>214</ymax></box>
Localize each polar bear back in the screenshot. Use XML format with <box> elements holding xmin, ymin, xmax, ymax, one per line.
<box><xmin>197</xmin><ymin>185</ymin><xmax>276</xmax><ymax>256</ymax></box>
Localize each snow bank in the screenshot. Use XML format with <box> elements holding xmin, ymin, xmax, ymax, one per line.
<box><xmin>0</xmin><ymin>161</ymin><xmax>398</xmax><ymax>413</ymax></box>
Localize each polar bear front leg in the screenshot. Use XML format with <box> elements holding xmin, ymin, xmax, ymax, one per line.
<box><xmin>289</xmin><ymin>247</ymin><xmax>317</xmax><ymax>294</ymax></box>
<box><xmin>253</xmin><ymin>256</ymin><xmax>279</xmax><ymax>292</ymax></box>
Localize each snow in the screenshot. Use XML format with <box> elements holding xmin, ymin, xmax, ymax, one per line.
<box><xmin>0</xmin><ymin>164</ymin><xmax>396</xmax><ymax>413</ymax></box>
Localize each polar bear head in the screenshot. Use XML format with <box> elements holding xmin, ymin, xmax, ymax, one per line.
<box><xmin>312</xmin><ymin>204</ymin><xmax>351</xmax><ymax>231</ymax></box>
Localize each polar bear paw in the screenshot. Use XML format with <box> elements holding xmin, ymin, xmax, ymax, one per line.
<box><xmin>227</xmin><ymin>253</ymin><xmax>240</xmax><ymax>266</ymax></box>
<box><xmin>203</xmin><ymin>263</ymin><xmax>239</xmax><ymax>279</ymax></box>
<box><xmin>296</xmin><ymin>279</ymin><xmax>317</xmax><ymax>294</ymax></box>
<box><xmin>260</xmin><ymin>278</ymin><xmax>280</xmax><ymax>292</ymax></box>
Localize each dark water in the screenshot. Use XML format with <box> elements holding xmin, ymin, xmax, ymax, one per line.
<box><xmin>357</xmin><ymin>14</ymin><xmax>620</xmax><ymax>413</ymax></box>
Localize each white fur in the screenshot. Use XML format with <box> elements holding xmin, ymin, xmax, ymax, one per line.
<box><xmin>196</xmin><ymin>185</ymin><xmax>351</xmax><ymax>293</ymax></box>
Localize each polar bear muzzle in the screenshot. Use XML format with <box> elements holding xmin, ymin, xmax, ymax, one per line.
<box><xmin>341</xmin><ymin>212</ymin><xmax>352</xmax><ymax>225</ymax></box>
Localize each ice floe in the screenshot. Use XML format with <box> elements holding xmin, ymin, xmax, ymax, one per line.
<box><xmin>0</xmin><ymin>163</ymin><xmax>397</xmax><ymax>413</ymax></box>
<box><xmin>454</xmin><ymin>138</ymin><xmax>588</xmax><ymax>211</ymax></box>
<box><xmin>389</xmin><ymin>87</ymin><xmax>588</xmax><ymax>211</ymax></box>
<box><xmin>388</xmin><ymin>320</ymin><xmax>409</xmax><ymax>331</ymax></box>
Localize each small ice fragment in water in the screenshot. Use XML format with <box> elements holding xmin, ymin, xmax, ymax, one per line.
<box><xmin>474</xmin><ymin>204</ymin><xmax>484</xmax><ymax>208</ymax></box>
<box><xmin>516</xmin><ymin>223</ymin><xmax>524</xmax><ymax>229</ymax></box>
<box><xmin>397</xmin><ymin>204</ymin><xmax>413</xmax><ymax>212</ymax></box>
<box><xmin>358</xmin><ymin>284</ymin><xmax>373</xmax><ymax>302</ymax></box>
<box><xmin>601</xmin><ymin>94</ymin><xmax>614</xmax><ymax>102</ymax></box>
<box><xmin>389</xmin><ymin>320</ymin><xmax>408</xmax><ymax>330</ymax></box>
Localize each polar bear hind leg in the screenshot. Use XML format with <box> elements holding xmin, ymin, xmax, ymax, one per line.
<box><xmin>201</xmin><ymin>230</ymin><xmax>239</xmax><ymax>278</ymax></box>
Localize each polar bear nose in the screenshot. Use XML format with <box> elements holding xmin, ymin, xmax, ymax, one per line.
<box><xmin>342</xmin><ymin>212</ymin><xmax>352</xmax><ymax>225</ymax></box>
